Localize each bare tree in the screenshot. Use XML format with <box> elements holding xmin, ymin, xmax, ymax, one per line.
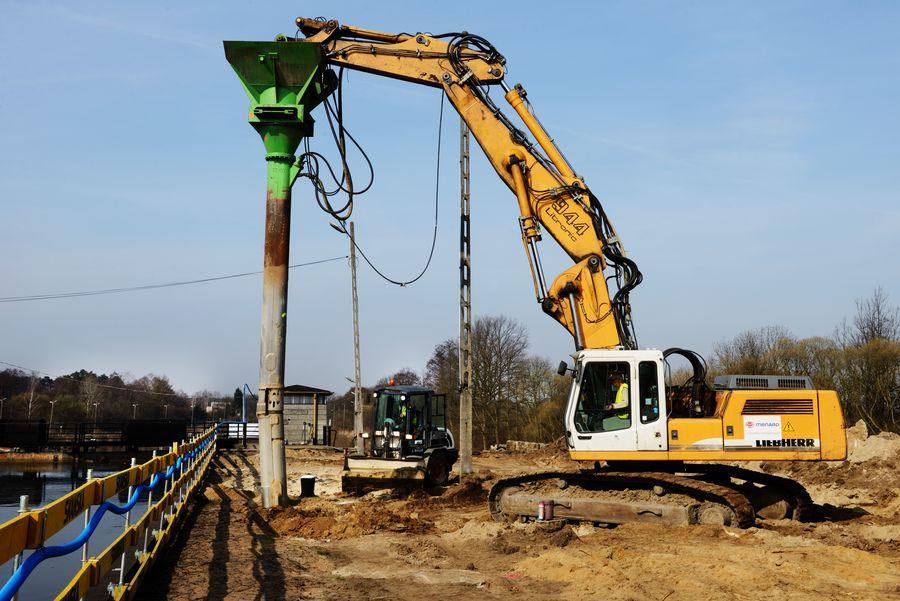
<box><xmin>375</xmin><ymin>368</ymin><xmax>421</xmax><ymax>388</ymax></box>
<box><xmin>424</xmin><ymin>339</ymin><xmax>459</xmax><ymax>435</ymax></box>
<box><xmin>26</xmin><ymin>371</ymin><xmax>38</xmax><ymax>420</ymax></box>
<box><xmin>80</xmin><ymin>374</ymin><xmax>100</xmax><ymax>416</ymax></box>
<box><xmin>472</xmin><ymin>315</ymin><xmax>529</xmax><ymax>448</ymax></box>
<box><xmin>712</xmin><ymin>325</ymin><xmax>793</xmax><ymax>375</ymax></box>
<box><xmin>837</xmin><ymin>287</ymin><xmax>900</xmax><ymax>346</ymax></box>
<box><xmin>835</xmin><ymin>288</ymin><xmax>900</xmax><ymax>433</ymax></box>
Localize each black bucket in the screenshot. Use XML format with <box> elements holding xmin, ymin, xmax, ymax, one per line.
<box><xmin>300</xmin><ymin>474</ymin><xmax>316</xmax><ymax>497</ymax></box>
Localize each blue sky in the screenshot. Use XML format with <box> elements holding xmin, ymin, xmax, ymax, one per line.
<box><xmin>1</xmin><ymin>1</ymin><xmax>898</xmax><ymax>396</ymax></box>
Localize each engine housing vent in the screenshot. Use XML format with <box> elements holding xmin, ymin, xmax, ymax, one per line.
<box><xmin>714</xmin><ymin>374</ymin><xmax>813</xmax><ymax>391</ymax></box>
<box><xmin>741</xmin><ymin>399</ymin><xmax>815</xmax><ymax>415</ymax></box>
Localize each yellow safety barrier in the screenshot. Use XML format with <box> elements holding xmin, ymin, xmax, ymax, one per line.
<box><xmin>0</xmin><ymin>424</ymin><xmax>218</xmax><ymax>601</ymax></box>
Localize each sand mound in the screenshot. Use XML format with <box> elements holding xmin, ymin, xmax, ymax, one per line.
<box><xmin>423</xmin><ymin>476</ymin><xmax>490</xmax><ymax>507</ymax></box>
<box><xmin>264</xmin><ymin>499</ymin><xmax>433</xmax><ymax>540</ymax></box>
<box><xmin>510</xmin><ymin>436</ymin><xmax>573</xmax><ymax>468</ymax></box>
<box><xmin>847</xmin><ymin>421</ymin><xmax>900</xmax><ymax>463</ymax></box>
<box><xmin>760</xmin><ymin>420</ymin><xmax>900</xmax><ymax>513</ymax></box>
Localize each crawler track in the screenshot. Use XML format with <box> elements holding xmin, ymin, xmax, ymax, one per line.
<box><xmin>687</xmin><ymin>464</ymin><xmax>813</xmax><ymax>520</ymax></box>
<box><xmin>488</xmin><ymin>470</ymin><xmax>757</xmax><ymax>528</ymax></box>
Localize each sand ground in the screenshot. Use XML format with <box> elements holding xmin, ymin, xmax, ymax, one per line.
<box><xmin>137</xmin><ymin>424</ymin><xmax>900</xmax><ymax>600</ymax></box>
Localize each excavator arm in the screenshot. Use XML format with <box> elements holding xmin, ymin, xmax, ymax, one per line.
<box><xmin>296</xmin><ymin>17</ymin><xmax>641</xmax><ymax>350</ymax></box>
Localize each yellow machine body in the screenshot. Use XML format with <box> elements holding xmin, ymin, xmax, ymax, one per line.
<box><xmin>564</xmin><ymin>350</ymin><xmax>846</xmax><ymax>463</ymax></box>
<box><xmin>570</xmin><ymin>389</ymin><xmax>846</xmax><ymax>462</ymax></box>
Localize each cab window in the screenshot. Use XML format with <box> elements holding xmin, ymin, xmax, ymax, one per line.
<box><xmin>430</xmin><ymin>394</ymin><xmax>446</xmax><ymax>429</ymax></box>
<box><xmin>638</xmin><ymin>361</ymin><xmax>660</xmax><ymax>423</ymax></box>
<box><xmin>573</xmin><ymin>361</ymin><xmax>631</xmax><ymax>433</ymax></box>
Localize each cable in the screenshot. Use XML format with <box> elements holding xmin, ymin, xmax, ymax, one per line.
<box><xmin>296</xmin><ymin>66</ymin><xmax>446</xmax><ymax>287</ymax></box>
<box><xmin>0</xmin><ymin>256</ymin><xmax>347</xmax><ymax>303</ymax></box>
<box><xmin>294</xmin><ymin>67</ymin><xmax>375</xmax><ymax>223</ymax></box>
<box><xmin>336</xmin><ymin>92</ymin><xmax>445</xmax><ymax>287</ymax></box>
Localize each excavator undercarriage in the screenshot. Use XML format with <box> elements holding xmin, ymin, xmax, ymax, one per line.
<box><xmin>488</xmin><ymin>463</ymin><xmax>813</xmax><ymax>528</ymax></box>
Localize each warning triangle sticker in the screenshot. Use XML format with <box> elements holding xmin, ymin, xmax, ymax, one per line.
<box><xmin>783</xmin><ymin>421</ymin><xmax>795</xmax><ymax>433</ymax></box>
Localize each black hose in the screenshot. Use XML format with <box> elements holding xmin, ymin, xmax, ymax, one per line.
<box><xmin>663</xmin><ymin>348</ymin><xmax>709</xmax><ymax>415</ymax></box>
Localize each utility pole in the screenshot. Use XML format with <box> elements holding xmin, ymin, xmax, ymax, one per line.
<box><xmin>349</xmin><ymin>222</ymin><xmax>364</xmax><ymax>455</ymax></box>
<box><xmin>458</xmin><ymin>119</ymin><xmax>474</xmax><ymax>476</ymax></box>
<box><xmin>48</xmin><ymin>399</ymin><xmax>56</xmax><ymax>428</ymax></box>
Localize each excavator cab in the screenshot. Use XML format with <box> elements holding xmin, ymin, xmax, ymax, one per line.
<box><xmin>565</xmin><ymin>350</ymin><xmax>669</xmax><ymax>456</ymax></box>
<box><xmin>563</xmin><ymin>349</ymin><xmax>846</xmax><ymax>463</ymax></box>
<box><xmin>370</xmin><ymin>387</ymin><xmax>453</xmax><ymax>459</ymax></box>
<box><xmin>342</xmin><ymin>386</ymin><xmax>458</xmax><ymax>494</ymax></box>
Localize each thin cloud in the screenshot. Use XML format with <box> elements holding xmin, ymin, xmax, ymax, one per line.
<box><xmin>12</xmin><ymin>2</ymin><xmax>216</xmax><ymax>51</ymax></box>
<box><xmin>550</xmin><ymin>123</ymin><xmax>699</xmax><ymax>169</ymax></box>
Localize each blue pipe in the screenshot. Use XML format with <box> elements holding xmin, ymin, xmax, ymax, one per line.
<box><xmin>0</xmin><ymin>434</ymin><xmax>214</xmax><ymax>601</ymax></box>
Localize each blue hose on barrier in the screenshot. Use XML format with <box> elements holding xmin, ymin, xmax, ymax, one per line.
<box><xmin>0</xmin><ymin>433</ymin><xmax>214</xmax><ymax>601</ymax></box>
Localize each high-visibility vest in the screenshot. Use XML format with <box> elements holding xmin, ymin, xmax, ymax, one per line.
<box><xmin>614</xmin><ymin>384</ymin><xmax>629</xmax><ymax>419</ymax></box>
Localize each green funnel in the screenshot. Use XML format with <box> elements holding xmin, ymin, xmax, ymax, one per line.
<box><xmin>224</xmin><ymin>40</ymin><xmax>335</xmax><ymax>154</ymax></box>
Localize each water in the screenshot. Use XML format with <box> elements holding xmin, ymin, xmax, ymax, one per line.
<box><xmin>0</xmin><ymin>458</ymin><xmax>152</xmax><ymax>601</ymax></box>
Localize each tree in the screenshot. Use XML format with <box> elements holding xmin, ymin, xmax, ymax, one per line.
<box><xmin>712</xmin><ymin>325</ymin><xmax>793</xmax><ymax>375</ymax></box>
<box><xmin>838</xmin><ymin>287</ymin><xmax>900</xmax><ymax>346</ymax></box>
<box><xmin>424</xmin><ymin>339</ymin><xmax>459</xmax><ymax>436</ymax></box>
<box><xmin>711</xmin><ymin>288</ymin><xmax>900</xmax><ymax>434</ymax></box>
<box><xmin>232</xmin><ymin>388</ymin><xmax>244</xmax><ymax>416</ymax></box>
<box><xmin>472</xmin><ymin>315</ymin><xmax>529</xmax><ymax>448</ymax></box>
<box><xmin>80</xmin><ymin>375</ymin><xmax>100</xmax><ymax>417</ymax></box>
<box><xmin>835</xmin><ymin>288</ymin><xmax>900</xmax><ymax>433</ymax></box>
<box><xmin>375</xmin><ymin>368</ymin><xmax>421</xmax><ymax>388</ymax></box>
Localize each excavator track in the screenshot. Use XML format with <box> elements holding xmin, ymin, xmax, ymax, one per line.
<box><xmin>488</xmin><ymin>470</ymin><xmax>757</xmax><ymax>528</ymax></box>
<box><xmin>687</xmin><ymin>464</ymin><xmax>813</xmax><ymax>520</ymax></box>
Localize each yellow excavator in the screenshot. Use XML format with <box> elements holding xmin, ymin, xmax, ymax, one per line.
<box><xmin>294</xmin><ymin>16</ymin><xmax>847</xmax><ymax>527</ymax></box>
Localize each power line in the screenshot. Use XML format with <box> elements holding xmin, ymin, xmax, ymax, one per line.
<box><xmin>0</xmin><ymin>256</ymin><xmax>348</xmax><ymax>303</ymax></box>
<box><xmin>0</xmin><ymin>360</ymin><xmax>184</xmax><ymax>397</ymax></box>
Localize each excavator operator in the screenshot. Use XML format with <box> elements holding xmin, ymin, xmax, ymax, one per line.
<box><xmin>605</xmin><ymin>372</ymin><xmax>630</xmax><ymax>424</ymax></box>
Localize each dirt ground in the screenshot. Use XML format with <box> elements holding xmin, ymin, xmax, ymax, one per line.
<box><xmin>138</xmin><ymin>423</ymin><xmax>900</xmax><ymax>600</ymax></box>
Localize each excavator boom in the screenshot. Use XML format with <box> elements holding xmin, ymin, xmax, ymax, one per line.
<box><xmin>296</xmin><ymin>16</ymin><xmax>639</xmax><ymax>351</ymax></box>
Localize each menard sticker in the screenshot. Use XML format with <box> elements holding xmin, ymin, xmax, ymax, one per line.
<box><xmin>744</xmin><ymin>416</ymin><xmax>781</xmax><ymax>437</ymax></box>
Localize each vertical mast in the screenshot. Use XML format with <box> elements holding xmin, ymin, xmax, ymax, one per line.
<box><xmin>349</xmin><ymin>222</ymin><xmax>364</xmax><ymax>455</ymax></box>
<box><xmin>459</xmin><ymin>118</ymin><xmax>473</xmax><ymax>476</ymax></box>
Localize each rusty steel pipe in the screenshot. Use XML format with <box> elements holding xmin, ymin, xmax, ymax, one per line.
<box><xmin>257</xmin><ymin>144</ymin><xmax>295</xmax><ymax>508</ymax></box>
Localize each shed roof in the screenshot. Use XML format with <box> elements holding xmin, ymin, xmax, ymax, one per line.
<box><xmin>284</xmin><ymin>384</ymin><xmax>333</xmax><ymax>396</ymax></box>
